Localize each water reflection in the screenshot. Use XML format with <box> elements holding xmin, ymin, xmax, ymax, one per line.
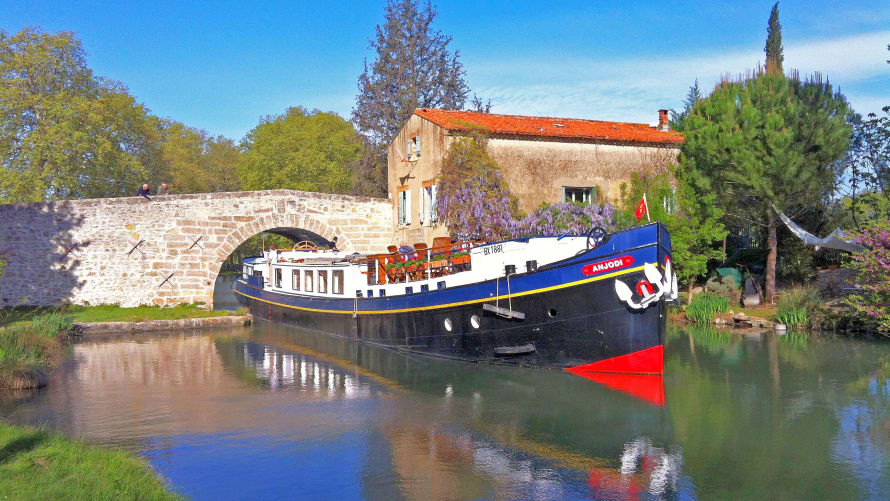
<box><xmin>1</xmin><ymin>322</ymin><xmax>888</xmax><ymax>499</ymax></box>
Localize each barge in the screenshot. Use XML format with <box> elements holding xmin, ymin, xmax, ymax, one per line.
<box><xmin>234</xmin><ymin>223</ymin><xmax>677</xmax><ymax>375</ymax></box>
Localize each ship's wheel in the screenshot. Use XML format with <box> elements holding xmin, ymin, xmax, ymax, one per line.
<box><xmin>292</xmin><ymin>240</ymin><xmax>318</xmax><ymax>251</ymax></box>
<box><xmin>586</xmin><ymin>226</ymin><xmax>607</xmax><ymax>250</ymax></box>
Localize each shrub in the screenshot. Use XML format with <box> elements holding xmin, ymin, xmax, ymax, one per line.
<box><xmin>775</xmin><ymin>286</ymin><xmax>822</xmax><ymax>328</ymax></box>
<box><xmin>686</xmin><ymin>292</ymin><xmax>729</xmax><ymax>323</ymax></box>
<box><xmin>845</xmin><ymin>220</ymin><xmax>890</xmax><ymax>334</ymax></box>
<box><xmin>705</xmin><ymin>275</ymin><xmax>741</xmax><ymax>305</ymax></box>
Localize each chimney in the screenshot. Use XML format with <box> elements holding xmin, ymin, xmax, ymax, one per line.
<box><xmin>657</xmin><ymin>109</ymin><xmax>669</xmax><ymax>131</ymax></box>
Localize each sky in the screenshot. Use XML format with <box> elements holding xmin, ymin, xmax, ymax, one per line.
<box><xmin>3</xmin><ymin>0</ymin><xmax>888</xmax><ymax>141</ymax></box>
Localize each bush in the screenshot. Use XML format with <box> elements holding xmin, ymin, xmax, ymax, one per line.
<box><xmin>686</xmin><ymin>292</ymin><xmax>729</xmax><ymax>324</ymax></box>
<box><xmin>845</xmin><ymin>220</ymin><xmax>890</xmax><ymax>334</ymax></box>
<box><xmin>705</xmin><ymin>275</ymin><xmax>741</xmax><ymax>305</ymax></box>
<box><xmin>775</xmin><ymin>286</ymin><xmax>822</xmax><ymax>328</ymax></box>
<box><xmin>518</xmin><ymin>201</ymin><xmax>615</xmax><ymax>236</ymax></box>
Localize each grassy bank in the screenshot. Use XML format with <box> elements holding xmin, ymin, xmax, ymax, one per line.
<box><xmin>0</xmin><ymin>422</ymin><xmax>181</xmax><ymax>500</ymax></box>
<box><xmin>1</xmin><ymin>303</ymin><xmax>235</xmax><ymax>328</ymax></box>
<box><xmin>0</xmin><ymin>311</ymin><xmax>72</xmax><ymax>389</ymax></box>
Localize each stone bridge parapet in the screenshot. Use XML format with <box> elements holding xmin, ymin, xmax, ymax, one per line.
<box><xmin>0</xmin><ymin>190</ymin><xmax>393</xmax><ymax>307</ymax></box>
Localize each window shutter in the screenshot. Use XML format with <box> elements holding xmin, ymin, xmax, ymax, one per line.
<box><xmin>405</xmin><ymin>189</ymin><xmax>412</xmax><ymax>225</ymax></box>
<box><xmin>419</xmin><ymin>187</ymin><xmax>426</xmax><ymax>224</ymax></box>
<box><xmin>430</xmin><ymin>184</ymin><xmax>439</xmax><ymax>223</ymax></box>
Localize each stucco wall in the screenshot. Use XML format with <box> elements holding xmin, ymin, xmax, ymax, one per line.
<box><xmin>0</xmin><ymin>190</ymin><xmax>393</xmax><ymax>307</ymax></box>
<box><xmin>486</xmin><ymin>138</ymin><xmax>680</xmax><ymax>214</ymax></box>
<box><xmin>387</xmin><ymin>114</ymin><xmax>451</xmax><ymax>246</ymax></box>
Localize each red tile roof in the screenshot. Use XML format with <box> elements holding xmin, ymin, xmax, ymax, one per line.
<box><xmin>414</xmin><ymin>108</ymin><xmax>684</xmax><ymax>146</ymax></box>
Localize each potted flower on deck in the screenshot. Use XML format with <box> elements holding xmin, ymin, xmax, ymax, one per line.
<box><xmin>450</xmin><ymin>251</ymin><xmax>470</xmax><ymax>270</ymax></box>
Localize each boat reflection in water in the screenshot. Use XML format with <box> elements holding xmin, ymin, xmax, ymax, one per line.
<box><xmin>219</xmin><ymin>322</ymin><xmax>685</xmax><ymax>499</ymax></box>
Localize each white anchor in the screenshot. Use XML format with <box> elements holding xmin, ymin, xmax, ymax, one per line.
<box><xmin>614</xmin><ymin>260</ymin><xmax>678</xmax><ymax>310</ymax></box>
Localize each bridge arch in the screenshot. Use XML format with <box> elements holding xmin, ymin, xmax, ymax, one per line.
<box><xmin>0</xmin><ymin>190</ymin><xmax>393</xmax><ymax>308</ymax></box>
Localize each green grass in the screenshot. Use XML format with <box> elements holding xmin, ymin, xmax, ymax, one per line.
<box><xmin>685</xmin><ymin>292</ymin><xmax>730</xmax><ymax>324</ymax></box>
<box><xmin>775</xmin><ymin>286</ymin><xmax>822</xmax><ymax>328</ymax></box>
<box><xmin>0</xmin><ymin>422</ymin><xmax>181</xmax><ymax>500</ymax></box>
<box><xmin>0</xmin><ymin>311</ymin><xmax>73</xmax><ymax>389</ymax></box>
<box><xmin>1</xmin><ymin>304</ymin><xmax>233</xmax><ymax>328</ymax></box>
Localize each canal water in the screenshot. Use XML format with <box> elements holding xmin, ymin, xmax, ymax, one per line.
<box><xmin>2</xmin><ymin>323</ymin><xmax>889</xmax><ymax>499</ymax></box>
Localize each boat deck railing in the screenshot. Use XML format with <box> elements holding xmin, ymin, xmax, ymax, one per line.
<box><xmin>361</xmin><ymin>240</ymin><xmax>482</xmax><ymax>285</ymax></box>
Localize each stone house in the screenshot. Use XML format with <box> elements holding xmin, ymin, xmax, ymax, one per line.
<box><xmin>386</xmin><ymin>108</ymin><xmax>684</xmax><ymax>245</ymax></box>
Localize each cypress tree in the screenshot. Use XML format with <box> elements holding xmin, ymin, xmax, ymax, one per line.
<box><xmin>765</xmin><ymin>2</ymin><xmax>784</xmax><ymax>74</ymax></box>
<box><xmin>351</xmin><ymin>0</ymin><xmax>471</xmax><ymax>196</ymax></box>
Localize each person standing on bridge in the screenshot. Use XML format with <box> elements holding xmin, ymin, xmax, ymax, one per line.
<box><xmin>137</xmin><ymin>183</ymin><xmax>151</xmax><ymax>200</ymax></box>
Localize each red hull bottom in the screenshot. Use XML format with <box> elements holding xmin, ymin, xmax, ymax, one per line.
<box><xmin>564</xmin><ymin>344</ymin><xmax>664</xmax><ymax>375</ymax></box>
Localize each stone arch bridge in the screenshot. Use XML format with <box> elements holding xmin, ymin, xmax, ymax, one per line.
<box><xmin>0</xmin><ymin>190</ymin><xmax>393</xmax><ymax>308</ymax></box>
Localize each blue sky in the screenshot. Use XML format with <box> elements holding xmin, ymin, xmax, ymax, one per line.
<box><xmin>3</xmin><ymin>0</ymin><xmax>888</xmax><ymax>141</ymax></box>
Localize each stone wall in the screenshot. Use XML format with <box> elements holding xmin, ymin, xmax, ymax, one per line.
<box><xmin>0</xmin><ymin>190</ymin><xmax>393</xmax><ymax>307</ymax></box>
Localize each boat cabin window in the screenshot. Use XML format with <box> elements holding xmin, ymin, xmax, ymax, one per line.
<box><xmin>274</xmin><ymin>268</ymin><xmax>282</xmax><ymax>288</ymax></box>
<box><xmin>244</xmin><ymin>266</ymin><xmax>252</xmax><ymax>279</ymax></box>
<box><xmin>332</xmin><ymin>270</ymin><xmax>344</xmax><ymax>295</ymax></box>
<box><xmin>292</xmin><ymin>270</ymin><xmax>300</xmax><ymax>290</ymax></box>
<box><xmin>318</xmin><ymin>270</ymin><xmax>328</xmax><ymax>293</ymax></box>
<box><xmin>253</xmin><ymin>270</ymin><xmax>263</xmax><ymax>278</ymax></box>
<box><xmin>304</xmin><ymin>270</ymin><xmax>313</xmax><ymax>292</ymax></box>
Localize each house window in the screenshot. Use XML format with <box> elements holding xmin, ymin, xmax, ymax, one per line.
<box><xmin>422</xmin><ymin>183</ymin><xmax>439</xmax><ymax>225</ymax></box>
<box><xmin>318</xmin><ymin>270</ymin><xmax>328</xmax><ymax>293</ymax></box>
<box><xmin>398</xmin><ymin>189</ymin><xmax>411</xmax><ymax>225</ymax></box>
<box><xmin>563</xmin><ymin>187</ymin><xmax>596</xmax><ymax>204</ymax></box>
<box><xmin>410</xmin><ymin>136</ymin><xmax>421</xmax><ymax>159</ymax></box>
<box><xmin>274</xmin><ymin>268</ymin><xmax>282</xmax><ymax>288</ymax></box>
<box><xmin>332</xmin><ymin>270</ymin><xmax>344</xmax><ymax>295</ymax></box>
<box><xmin>304</xmin><ymin>270</ymin><xmax>314</xmax><ymax>292</ymax></box>
<box><xmin>292</xmin><ymin>270</ymin><xmax>300</xmax><ymax>290</ymax></box>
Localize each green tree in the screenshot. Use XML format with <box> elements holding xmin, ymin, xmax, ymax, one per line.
<box><xmin>237</xmin><ymin>107</ymin><xmax>359</xmax><ymax>194</ymax></box>
<box><xmin>352</xmin><ymin>0</ymin><xmax>471</xmax><ymax>196</ymax></box>
<box><xmin>765</xmin><ymin>2</ymin><xmax>784</xmax><ymax>74</ymax></box>
<box><xmin>669</xmin><ymin>79</ymin><xmax>703</xmax><ymax>131</ymax></box>
<box><xmin>618</xmin><ymin>169</ymin><xmax>726</xmax><ymax>297</ymax></box>
<box><xmin>0</xmin><ymin>27</ymin><xmax>152</xmax><ymax>202</ymax></box>
<box><xmin>682</xmin><ymin>70</ymin><xmax>851</xmax><ymax>300</ymax></box>
<box><xmin>149</xmin><ymin>121</ymin><xmax>242</xmax><ymax>194</ymax></box>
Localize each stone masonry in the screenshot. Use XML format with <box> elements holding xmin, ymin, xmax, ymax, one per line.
<box><xmin>0</xmin><ymin>190</ymin><xmax>393</xmax><ymax>308</ymax></box>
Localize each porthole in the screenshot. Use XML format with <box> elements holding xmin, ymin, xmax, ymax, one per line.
<box><xmin>470</xmin><ymin>315</ymin><xmax>481</xmax><ymax>329</ymax></box>
<box><xmin>548</xmin><ymin>308</ymin><xmax>558</xmax><ymax>318</ymax></box>
<box><xmin>444</xmin><ymin>318</ymin><xmax>453</xmax><ymax>332</ymax></box>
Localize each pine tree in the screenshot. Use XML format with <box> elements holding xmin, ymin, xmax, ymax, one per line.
<box><xmin>682</xmin><ymin>71</ymin><xmax>851</xmax><ymax>301</ymax></box>
<box><xmin>765</xmin><ymin>2</ymin><xmax>784</xmax><ymax>74</ymax></box>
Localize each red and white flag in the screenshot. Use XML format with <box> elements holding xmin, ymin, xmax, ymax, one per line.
<box><xmin>634</xmin><ymin>193</ymin><xmax>650</xmax><ymax>222</ymax></box>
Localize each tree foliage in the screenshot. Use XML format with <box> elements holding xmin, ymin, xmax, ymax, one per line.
<box><xmin>0</xmin><ymin>28</ymin><xmax>152</xmax><ymax>202</ymax></box>
<box><xmin>681</xmin><ymin>70</ymin><xmax>851</xmax><ymax>298</ymax></box>
<box><xmin>0</xmin><ymin>27</ymin><xmax>243</xmax><ymax>202</ymax></box>
<box><xmin>845</xmin><ymin>219</ymin><xmax>890</xmax><ymax>334</ymax></box>
<box><xmin>669</xmin><ymin>79</ymin><xmax>703</xmax><ymax>131</ymax></box>
<box><xmin>352</xmin><ymin>0</ymin><xmax>469</xmax><ymax>147</ymax></box>
<box><xmin>237</xmin><ymin>107</ymin><xmax>359</xmax><ymax>194</ymax></box>
<box><xmin>617</xmin><ymin>169</ymin><xmax>726</xmax><ymax>288</ymax></box>
<box><xmin>764</xmin><ymin>2</ymin><xmax>784</xmax><ymax>74</ymax></box>
<box><xmin>841</xmin><ymin>108</ymin><xmax>890</xmax><ymax>223</ymax></box>
<box><xmin>352</xmin><ymin>0</ymin><xmax>471</xmax><ymax>196</ymax></box>
<box><xmin>436</xmin><ymin>136</ymin><xmax>519</xmax><ymax>241</ymax></box>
